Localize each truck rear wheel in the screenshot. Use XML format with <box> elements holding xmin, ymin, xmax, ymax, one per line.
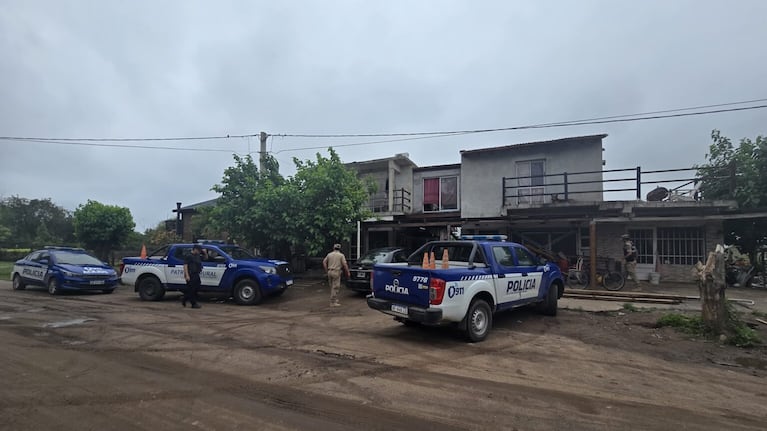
<box><xmin>464</xmin><ymin>299</ymin><xmax>492</xmax><ymax>342</ymax></box>
<box><xmin>138</xmin><ymin>276</ymin><xmax>165</xmax><ymax>301</ymax></box>
<box><xmin>233</xmin><ymin>279</ymin><xmax>262</xmax><ymax>305</ymax></box>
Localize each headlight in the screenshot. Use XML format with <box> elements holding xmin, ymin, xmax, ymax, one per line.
<box><xmin>62</xmin><ymin>270</ymin><xmax>78</xmax><ymax>278</ymax></box>
<box><xmin>258</xmin><ymin>265</ymin><xmax>277</xmax><ymax>274</ymax></box>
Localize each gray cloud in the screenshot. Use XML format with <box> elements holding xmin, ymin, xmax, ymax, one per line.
<box><xmin>1</xmin><ymin>0</ymin><xmax>766</xmax><ymax>231</ymax></box>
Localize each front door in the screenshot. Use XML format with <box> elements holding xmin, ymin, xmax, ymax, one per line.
<box><xmin>628</xmin><ymin>228</ymin><xmax>655</xmax><ymax>281</ymax></box>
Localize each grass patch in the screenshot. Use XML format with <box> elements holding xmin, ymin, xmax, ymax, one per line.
<box><xmin>657</xmin><ymin>308</ymin><xmax>761</xmax><ymax>348</ymax></box>
<box><xmin>0</xmin><ymin>261</ymin><xmax>12</xmax><ymax>280</ymax></box>
<box><xmin>657</xmin><ymin>313</ymin><xmax>709</xmax><ymax>335</ymax></box>
<box><xmin>622</xmin><ymin>303</ymin><xmax>639</xmax><ymax>312</ymax></box>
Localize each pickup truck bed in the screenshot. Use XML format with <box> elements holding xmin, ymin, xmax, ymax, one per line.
<box><xmin>367</xmin><ymin>239</ymin><xmax>563</xmax><ymax>342</ymax></box>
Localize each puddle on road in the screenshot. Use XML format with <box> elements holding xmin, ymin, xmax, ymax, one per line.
<box><xmin>735</xmin><ymin>356</ymin><xmax>767</xmax><ymax>370</ymax></box>
<box><xmin>43</xmin><ymin>318</ymin><xmax>96</xmax><ymax>328</ymax></box>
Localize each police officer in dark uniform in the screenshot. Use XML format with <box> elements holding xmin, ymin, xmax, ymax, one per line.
<box><xmin>183</xmin><ymin>244</ymin><xmax>204</xmax><ymax>308</ymax></box>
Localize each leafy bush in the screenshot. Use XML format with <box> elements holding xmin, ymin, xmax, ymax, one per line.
<box><xmin>0</xmin><ymin>248</ymin><xmax>31</xmax><ymax>261</ymax></box>
<box><xmin>657</xmin><ymin>310</ymin><xmax>761</xmax><ymax>348</ymax></box>
<box><xmin>656</xmin><ymin>313</ymin><xmax>709</xmax><ymax>336</ymax></box>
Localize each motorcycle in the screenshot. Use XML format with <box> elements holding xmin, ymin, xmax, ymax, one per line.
<box><xmin>724</xmin><ymin>244</ymin><xmax>766</xmax><ymax>288</ymax></box>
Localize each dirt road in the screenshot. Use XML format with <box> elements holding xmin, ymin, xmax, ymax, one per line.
<box><xmin>1</xmin><ymin>279</ymin><xmax>765</xmax><ymax>430</ymax></box>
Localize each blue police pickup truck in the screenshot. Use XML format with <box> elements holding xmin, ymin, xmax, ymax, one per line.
<box><xmin>367</xmin><ymin>236</ymin><xmax>564</xmax><ymax>342</ymax></box>
<box><xmin>121</xmin><ymin>242</ymin><xmax>293</xmax><ymax>305</ymax></box>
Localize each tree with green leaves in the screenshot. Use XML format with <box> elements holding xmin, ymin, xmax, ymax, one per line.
<box><xmin>697</xmin><ymin>130</ymin><xmax>767</xmax><ymax>252</ymax></box>
<box><xmin>696</xmin><ymin>130</ymin><xmax>767</xmax><ymax>208</ymax></box>
<box><xmin>211</xmin><ymin>153</ymin><xmax>294</xmax><ymax>257</ymax></box>
<box><xmin>287</xmin><ymin>148</ymin><xmax>375</xmax><ymax>255</ymax></box>
<box><xmin>73</xmin><ymin>200</ymin><xmax>135</xmax><ymax>262</ymax></box>
<box><xmin>211</xmin><ymin>149</ymin><xmax>374</xmax><ymax>258</ymax></box>
<box><xmin>0</xmin><ymin>196</ymin><xmax>74</xmax><ymax>248</ymax></box>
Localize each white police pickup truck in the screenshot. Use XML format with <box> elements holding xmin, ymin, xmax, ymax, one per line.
<box><xmin>121</xmin><ymin>242</ymin><xmax>293</xmax><ymax>305</ymax></box>
<box><xmin>367</xmin><ymin>236</ymin><xmax>564</xmax><ymax>342</ymax></box>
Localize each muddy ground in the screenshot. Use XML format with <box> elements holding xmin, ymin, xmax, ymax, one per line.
<box><xmin>1</xmin><ymin>278</ymin><xmax>766</xmax><ymax>431</ymax></box>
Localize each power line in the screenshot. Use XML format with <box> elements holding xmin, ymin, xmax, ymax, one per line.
<box><xmin>274</xmin><ymin>98</ymin><xmax>767</xmax><ymax>138</ymax></box>
<box><xmin>271</xmin><ymin>104</ymin><xmax>767</xmax><ymax>153</ymax></box>
<box><xmin>0</xmin><ymin>133</ymin><xmax>257</xmax><ymax>142</ymax></box>
<box><xmin>0</xmin><ymin>98</ymin><xmax>765</xmax><ymax>152</ymax></box>
<box><xmin>8</xmin><ymin>138</ymin><xmax>241</xmax><ymax>153</ymax></box>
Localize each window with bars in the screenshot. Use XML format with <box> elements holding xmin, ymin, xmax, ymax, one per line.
<box><xmin>657</xmin><ymin>227</ymin><xmax>705</xmax><ymax>265</ymax></box>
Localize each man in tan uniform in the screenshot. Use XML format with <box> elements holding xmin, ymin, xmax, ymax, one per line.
<box><xmin>323</xmin><ymin>243</ymin><xmax>350</xmax><ymax>307</ymax></box>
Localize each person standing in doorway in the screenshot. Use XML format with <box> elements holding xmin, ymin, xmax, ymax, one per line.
<box><xmin>621</xmin><ymin>234</ymin><xmax>641</xmax><ymax>290</ymax></box>
<box><xmin>323</xmin><ymin>243</ymin><xmax>350</xmax><ymax>307</ymax></box>
<box><xmin>183</xmin><ymin>244</ymin><xmax>205</xmax><ymax>308</ymax></box>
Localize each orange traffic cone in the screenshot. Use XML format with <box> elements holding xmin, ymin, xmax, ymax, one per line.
<box><xmin>422</xmin><ymin>252</ymin><xmax>429</xmax><ymax>268</ymax></box>
<box><xmin>442</xmin><ymin>249</ymin><xmax>449</xmax><ymax>269</ymax></box>
<box><xmin>140</xmin><ymin>244</ymin><xmax>147</xmax><ymax>259</ymax></box>
<box><xmin>430</xmin><ymin>251</ymin><xmax>436</xmax><ymax>269</ymax></box>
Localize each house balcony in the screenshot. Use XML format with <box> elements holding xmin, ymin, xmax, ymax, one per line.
<box><xmin>367</xmin><ymin>187</ymin><xmax>411</xmax><ymax>215</ymax></box>
<box><xmin>502</xmin><ymin>166</ymin><xmax>713</xmax><ymax>210</ymax></box>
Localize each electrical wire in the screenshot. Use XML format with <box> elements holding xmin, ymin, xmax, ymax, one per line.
<box><xmin>9</xmin><ymin>138</ymin><xmax>241</xmax><ymax>153</ymax></box>
<box><xmin>275</xmin><ymin>98</ymin><xmax>767</xmax><ymax>138</ymax></box>
<box><xmin>0</xmin><ymin>98</ymin><xmax>765</xmax><ymax>152</ymax></box>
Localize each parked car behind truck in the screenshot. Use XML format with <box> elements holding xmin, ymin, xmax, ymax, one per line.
<box><xmin>346</xmin><ymin>247</ymin><xmax>409</xmax><ymax>293</ymax></box>
<box><xmin>367</xmin><ymin>236</ymin><xmax>564</xmax><ymax>342</ymax></box>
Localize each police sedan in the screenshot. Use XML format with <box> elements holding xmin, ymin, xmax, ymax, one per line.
<box><xmin>11</xmin><ymin>247</ymin><xmax>121</xmax><ymax>295</ymax></box>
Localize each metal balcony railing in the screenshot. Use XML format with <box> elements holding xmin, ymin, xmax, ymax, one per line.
<box><xmin>502</xmin><ymin>166</ymin><xmax>731</xmax><ymax>206</ymax></box>
<box><xmin>368</xmin><ymin>188</ymin><xmax>411</xmax><ymax>213</ymax></box>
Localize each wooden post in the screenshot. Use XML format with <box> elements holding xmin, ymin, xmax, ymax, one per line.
<box><xmin>699</xmin><ymin>248</ymin><xmax>727</xmax><ymax>334</ymax></box>
<box><xmin>589</xmin><ymin>220</ymin><xmax>597</xmax><ymax>289</ymax></box>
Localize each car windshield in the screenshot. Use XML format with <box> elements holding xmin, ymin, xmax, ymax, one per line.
<box><xmin>53</xmin><ymin>251</ymin><xmax>105</xmax><ymax>266</ymax></box>
<box><xmin>358</xmin><ymin>249</ymin><xmax>393</xmax><ymax>264</ymax></box>
<box><xmin>219</xmin><ymin>246</ymin><xmax>255</xmax><ymax>260</ymax></box>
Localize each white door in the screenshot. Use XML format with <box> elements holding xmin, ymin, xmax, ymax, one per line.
<box><xmin>628</xmin><ymin>228</ymin><xmax>655</xmax><ymax>281</ymax></box>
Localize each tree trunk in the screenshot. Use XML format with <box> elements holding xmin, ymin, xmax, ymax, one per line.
<box><xmin>700</xmin><ymin>250</ymin><xmax>727</xmax><ymax>334</ymax></box>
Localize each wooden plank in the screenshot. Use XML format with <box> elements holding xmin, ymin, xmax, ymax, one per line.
<box><xmin>564</xmin><ymin>288</ymin><xmax>689</xmax><ymax>301</ymax></box>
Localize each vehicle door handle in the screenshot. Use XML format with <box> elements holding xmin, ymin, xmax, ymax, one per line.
<box><xmin>497</xmin><ymin>274</ymin><xmax>505</xmax><ymax>278</ymax></box>
<box><xmin>168</xmin><ymin>264</ymin><xmax>176</xmax><ymax>267</ymax></box>
<box><xmin>522</xmin><ymin>273</ymin><xmax>528</xmax><ymax>276</ymax></box>
<box><xmin>392</xmin><ymin>270</ymin><xmax>401</xmax><ymax>276</ymax></box>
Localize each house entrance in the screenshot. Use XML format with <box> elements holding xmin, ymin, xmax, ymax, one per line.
<box><xmin>628</xmin><ymin>228</ymin><xmax>655</xmax><ymax>281</ymax></box>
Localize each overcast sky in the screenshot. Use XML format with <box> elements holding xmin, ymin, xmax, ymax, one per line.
<box><xmin>1</xmin><ymin>0</ymin><xmax>766</xmax><ymax>232</ymax></box>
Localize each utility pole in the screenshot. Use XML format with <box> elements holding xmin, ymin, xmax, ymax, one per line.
<box><xmin>259</xmin><ymin>132</ymin><xmax>268</xmax><ymax>173</ymax></box>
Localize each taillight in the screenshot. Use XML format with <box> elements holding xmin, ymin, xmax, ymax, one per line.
<box><xmin>429</xmin><ymin>278</ymin><xmax>446</xmax><ymax>305</ymax></box>
<box><xmin>119</xmin><ymin>263</ymin><xmax>125</xmax><ymax>275</ymax></box>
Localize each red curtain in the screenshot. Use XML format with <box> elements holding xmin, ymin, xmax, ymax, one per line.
<box><xmin>423</xmin><ymin>178</ymin><xmax>439</xmax><ymax>205</ymax></box>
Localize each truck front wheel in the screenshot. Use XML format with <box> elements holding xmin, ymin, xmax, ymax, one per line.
<box><xmin>138</xmin><ymin>276</ymin><xmax>165</xmax><ymax>301</ymax></box>
<box><xmin>464</xmin><ymin>299</ymin><xmax>492</xmax><ymax>342</ymax></box>
<box><xmin>539</xmin><ymin>283</ymin><xmax>559</xmax><ymax>316</ymax></box>
<box><xmin>233</xmin><ymin>279</ymin><xmax>263</xmax><ymax>305</ymax></box>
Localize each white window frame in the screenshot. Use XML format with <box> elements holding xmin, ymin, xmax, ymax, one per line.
<box><xmin>517</xmin><ymin>159</ymin><xmax>545</xmax><ymax>204</ymax></box>
<box><xmin>423</xmin><ymin>176</ymin><xmax>459</xmax><ymax>212</ymax></box>
<box><xmin>657</xmin><ymin>227</ymin><xmax>705</xmax><ymax>266</ymax></box>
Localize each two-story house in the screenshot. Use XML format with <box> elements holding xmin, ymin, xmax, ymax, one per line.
<box><xmin>349</xmin><ymin>134</ymin><xmax>740</xmax><ymax>283</ymax></box>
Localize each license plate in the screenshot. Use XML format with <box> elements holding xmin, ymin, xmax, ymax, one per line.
<box><xmin>286</xmin><ymin>279</ymin><xmax>293</xmax><ymax>286</ymax></box>
<box><xmin>356</xmin><ymin>271</ymin><xmax>366</xmax><ymax>278</ymax></box>
<box><xmin>89</xmin><ymin>280</ymin><xmax>105</xmax><ymax>285</ymax></box>
<box><xmin>391</xmin><ymin>304</ymin><xmax>408</xmax><ymax>315</ymax></box>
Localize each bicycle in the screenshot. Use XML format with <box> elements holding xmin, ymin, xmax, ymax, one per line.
<box><xmin>565</xmin><ymin>256</ymin><xmax>626</xmax><ymax>291</ymax></box>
